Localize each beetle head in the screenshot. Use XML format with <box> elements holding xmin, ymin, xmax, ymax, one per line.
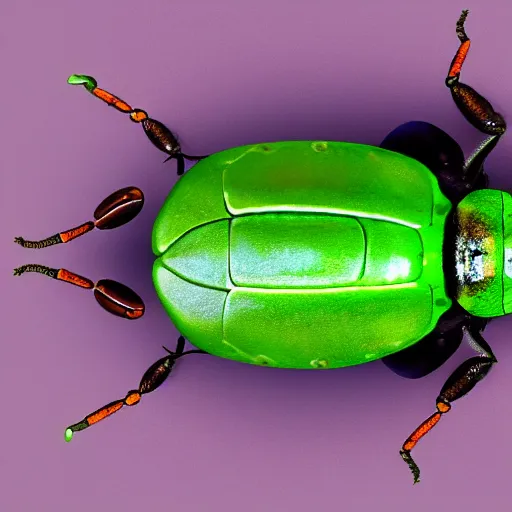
<box><xmin>454</xmin><ymin>189</ymin><xmax>512</xmax><ymax>317</ymax></box>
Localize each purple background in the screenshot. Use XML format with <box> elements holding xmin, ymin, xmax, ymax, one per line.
<box><xmin>3</xmin><ymin>0</ymin><xmax>512</xmax><ymax>510</ymax></box>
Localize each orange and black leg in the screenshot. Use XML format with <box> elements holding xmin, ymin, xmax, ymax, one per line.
<box><xmin>446</xmin><ymin>10</ymin><xmax>506</xmax><ymax>184</ymax></box>
<box><xmin>64</xmin><ymin>336</ymin><xmax>207</xmax><ymax>442</ymax></box>
<box><xmin>399</xmin><ymin>323</ymin><xmax>497</xmax><ymax>484</ymax></box>
<box><xmin>67</xmin><ymin>75</ymin><xmax>208</xmax><ymax>175</ymax></box>
<box><xmin>14</xmin><ymin>187</ymin><xmax>143</xmax><ymax>248</ymax></box>
<box><xmin>380</xmin><ymin>11</ymin><xmax>506</xmax><ymax>202</ymax></box>
<box><xmin>14</xmin><ymin>187</ymin><xmax>145</xmax><ymax>319</ymax></box>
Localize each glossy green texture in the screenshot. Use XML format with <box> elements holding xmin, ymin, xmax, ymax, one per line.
<box><xmin>152</xmin><ymin>141</ymin><xmax>452</xmax><ymax>369</ymax></box>
<box><xmin>228</xmin><ymin>214</ymin><xmax>425</xmax><ymax>288</ymax></box>
<box><xmin>455</xmin><ymin>189</ymin><xmax>512</xmax><ymax>317</ymax></box>
<box><xmin>502</xmin><ymin>192</ymin><xmax>512</xmax><ymax>314</ymax></box>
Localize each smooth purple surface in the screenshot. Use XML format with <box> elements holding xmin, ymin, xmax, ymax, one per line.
<box><xmin>3</xmin><ymin>1</ymin><xmax>512</xmax><ymax>510</ymax></box>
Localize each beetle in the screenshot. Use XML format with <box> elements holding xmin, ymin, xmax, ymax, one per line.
<box><xmin>13</xmin><ymin>10</ymin><xmax>508</xmax><ymax>484</ymax></box>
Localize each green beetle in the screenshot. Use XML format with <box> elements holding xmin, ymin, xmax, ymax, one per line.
<box><xmin>13</xmin><ymin>10</ymin><xmax>508</xmax><ymax>484</ymax></box>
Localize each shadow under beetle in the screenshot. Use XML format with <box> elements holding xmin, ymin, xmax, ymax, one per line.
<box><xmin>13</xmin><ymin>10</ymin><xmax>508</xmax><ymax>484</ymax></box>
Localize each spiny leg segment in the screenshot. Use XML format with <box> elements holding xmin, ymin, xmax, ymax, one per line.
<box><xmin>64</xmin><ymin>336</ymin><xmax>206</xmax><ymax>441</ymax></box>
<box><xmin>68</xmin><ymin>75</ymin><xmax>207</xmax><ymax>175</ymax></box>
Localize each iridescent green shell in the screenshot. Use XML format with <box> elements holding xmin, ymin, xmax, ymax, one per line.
<box><xmin>152</xmin><ymin>141</ymin><xmax>452</xmax><ymax>369</ymax></box>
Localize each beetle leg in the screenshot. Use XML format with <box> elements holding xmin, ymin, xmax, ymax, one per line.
<box><xmin>13</xmin><ymin>264</ymin><xmax>145</xmax><ymax>319</ymax></box>
<box><xmin>446</xmin><ymin>11</ymin><xmax>506</xmax><ymax>136</ymax></box>
<box><xmin>399</xmin><ymin>325</ymin><xmax>497</xmax><ymax>484</ymax></box>
<box><xmin>63</xmin><ymin>336</ymin><xmax>207</xmax><ymax>442</ymax></box>
<box><xmin>176</xmin><ymin>153</ymin><xmax>186</xmax><ymax>176</ymax></box>
<box><xmin>463</xmin><ymin>134</ymin><xmax>501</xmax><ymax>187</ymax></box>
<box><xmin>68</xmin><ymin>75</ymin><xmax>208</xmax><ymax>175</ymax></box>
<box><xmin>13</xmin><ymin>186</ymin><xmax>143</xmax><ymax>249</ymax></box>
<box><xmin>446</xmin><ymin>11</ymin><xmax>506</xmax><ymax>183</ymax></box>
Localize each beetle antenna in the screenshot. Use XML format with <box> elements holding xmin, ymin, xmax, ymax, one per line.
<box><xmin>13</xmin><ymin>187</ymin><xmax>143</xmax><ymax>249</ymax></box>
<box><xmin>13</xmin><ymin>264</ymin><xmax>144</xmax><ymax>319</ymax></box>
<box><xmin>14</xmin><ymin>223</ymin><xmax>94</xmax><ymax>249</ymax></box>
